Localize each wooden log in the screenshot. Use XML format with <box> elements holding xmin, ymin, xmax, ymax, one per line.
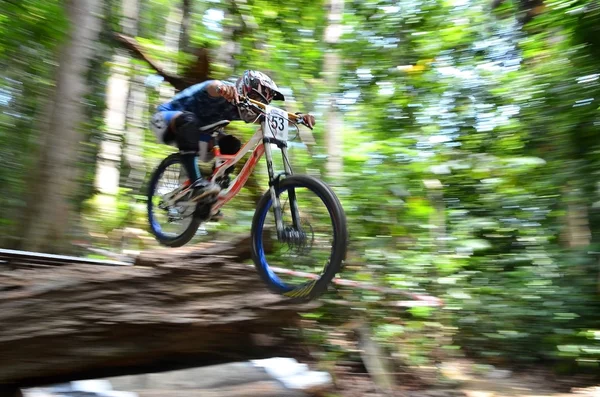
<box><xmin>106</xmin><ymin>358</ymin><xmax>332</xmax><ymax>396</ymax></box>
<box><xmin>107</xmin><ymin>362</ymin><xmax>277</xmax><ymax>391</ymax></box>
<box><xmin>130</xmin><ymin>381</ymin><xmax>307</xmax><ymax>397</ymax></box>
<box><xmin>133</xmin><ymin>233</ymin><xmax>272</xmax><ymax>267</ymax></box>
<box><xmin>0</xmin><ymin>235</ymin><xmax>316</xmax><ymax>389</ymax></box>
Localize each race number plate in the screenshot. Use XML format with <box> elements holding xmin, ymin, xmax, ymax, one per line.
<box><xmin>264</xmin><ymin>105</ymin><xmax>288</xmax><ymax>142</ymax></box>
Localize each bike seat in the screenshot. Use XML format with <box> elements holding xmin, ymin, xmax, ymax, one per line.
<box><xmin>199</xmin><ymin>120</ymin><xmax>230</xmax><ymax>134</ymax></box>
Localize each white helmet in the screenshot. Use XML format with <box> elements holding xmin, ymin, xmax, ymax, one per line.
<box><xmin>235</xmin><ymin>70</ymin><xmax>284</xmax><ymax>122</ymax></box>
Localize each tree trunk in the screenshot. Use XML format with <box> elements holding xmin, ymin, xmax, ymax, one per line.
<box><xmin>561</xmin><ymin>184</ymin><xmax>591</xmax><ymax>248</ymax></box>
<box><xmin>0</xmin><ymin>236</ymin><xmax>317</xmax><ymax>389</ymax></box>
<box><xmin>20</xmin><ymin>0</ymin><xmax>102</xmax><ymax>254</ymax></box>
<box><xmin>96</xmin><ymin>0</ymin><xmax>142</xmax><ymax>196</ymax></box>
<box><xmin>95</xmin><ymin>52</ymin><xmax>130</xmax><ymax>196</ymax></box>
<box><xmin>322</xmin><ymin>0</ymin><xmax>344</xmax><ymax>182</ymax></box>
<box><xmin>215</xmin><ymin>0</ymin><xmax>248</xmax><ymax>76</ymax></box>
<box><xmin>122</xmin><ymin>69</ymin><xmax>147</xmax><ymax>191</ymax></box>
<box><xmin>180</xmin><ymin>0</ymin><xmax>192</xmax><ymax>54</ymax></box>
<box><xmin>121</xmin><ymin>0</ymin><xmax>139</xmax><ymax>36</ymax></box>
<box><xmin>121</xmin><ymin>0</ymin><xmax>145</xmax><ymax>192</ymax></box>
<box><xmin>158</xmin><ymin>2</ymin><xmax>184</xmax><ymax>101</ymax></box>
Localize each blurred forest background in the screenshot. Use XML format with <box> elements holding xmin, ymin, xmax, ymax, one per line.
<box><xmin>2</xmin><ymin>0</ymin><xmax>600</xmax><ymax>384</ymax></box>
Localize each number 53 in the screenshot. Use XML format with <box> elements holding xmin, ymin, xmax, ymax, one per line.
<box><xmin>269</xmin><ymin>115</ymin><xmax>285</xmax><ymax>131</ymax></box>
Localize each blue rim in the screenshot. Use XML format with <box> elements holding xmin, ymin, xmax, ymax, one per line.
<box><xmin>148</xmin><ymin>182</ymin><xmax>167</xmax><ymax>238</ymax></box>
<box><xmin>148</xmin><ymin>164</ymin><xmax>183</xmax><ymax>240</ymax></box>
<box><xmin>255</xmin><ymin>184</ymin><xmax>336</xmax><ymax>292</ymax></box>
<box><xmin>255</xmin><ymin>195</ymin><xmax>293</xmax><ymax>292</ymax></box>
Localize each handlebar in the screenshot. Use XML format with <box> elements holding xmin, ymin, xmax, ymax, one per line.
<box><xmin>238</xmin><ymin>96</ymin><xmax>312</xmax><ymax>129</ymax></box>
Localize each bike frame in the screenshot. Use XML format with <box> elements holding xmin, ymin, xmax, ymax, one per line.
<box><xmin>209</xmin><ymin>127</ymin><xmax>267</xmax><ymax>211</ymax></box>
<box><xmin>206</xmin><ymin>100</ymin><xmax>302</xmax><ymax>238</ymax></box>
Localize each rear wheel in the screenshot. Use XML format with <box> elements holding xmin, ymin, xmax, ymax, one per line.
<box><xmin>251</xmin><ymin>175</ymin><xmax>348</xmax><ymax>301</ymax></box>
<box><xmin>147</xmin><ymin>153</ymin><xmax>201</xmax><ymax>247</ymax></box>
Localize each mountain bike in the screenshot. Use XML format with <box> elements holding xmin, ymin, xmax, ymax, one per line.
<box><xmin>146</xmin><ymin>97</ymin><xmax>348</xmax><ymax>301</ymax></box>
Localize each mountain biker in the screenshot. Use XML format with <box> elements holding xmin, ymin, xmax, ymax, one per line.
<box><xmin>150</xmin><ymin>70</ymin><xmax>316</xmax><ymax>203</ymax></box>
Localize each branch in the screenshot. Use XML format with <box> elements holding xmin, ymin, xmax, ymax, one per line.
<box><xmin>183</xmin><ymin>47</ymin><xmax>211</xmax><ymax>84</ymax></box>
<box><xmin>113</xmin><ymin>32</ymin><xmax>198</xmax><ymax>91</ymax></box>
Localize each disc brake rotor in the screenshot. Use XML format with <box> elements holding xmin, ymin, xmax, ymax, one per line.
<box><xmin>282</xmin><ymin>219</ymin><xmax>314</xmax><ymax>255</ymax></box>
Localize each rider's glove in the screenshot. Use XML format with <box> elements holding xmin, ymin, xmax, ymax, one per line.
<box><xmin>295</xmin><ymin>112</ymin><xmax>315</xmax><ymax>129</ymax></box>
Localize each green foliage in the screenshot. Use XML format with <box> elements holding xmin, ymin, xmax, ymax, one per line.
<box><xmin>0</xmin><ymin>0</ymin><xmax>69</xmax><ymax>246</ymax></box>
<box><xmin>4</xmin><ymin>0</ymin><xmax>600</xmax><ymax>375</ymax></box>
<box><xmin>324</xmin><ymin>0</ymin><xmax>600</xmax><ymax>370</ymax></box>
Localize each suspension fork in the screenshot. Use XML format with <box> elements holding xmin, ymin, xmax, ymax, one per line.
<box><xmin>263</xmin><ymin>141</ymin><xmax>302</xmax><ymax>240</ymax></box>
<box><xmin>281</xmin><ymin>146</ymin><xmax>302</xmax><ymax>231</ymax></box>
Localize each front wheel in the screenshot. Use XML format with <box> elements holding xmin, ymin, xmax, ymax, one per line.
<box><xmin>251</xmin><ymin>175</ymin><xmax>348</xmax><ymax>301</ymax></box>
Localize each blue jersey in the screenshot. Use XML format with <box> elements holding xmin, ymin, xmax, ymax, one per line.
<box><xmin>157</xmin><ymin>80</ymin><xmax>242</xmax><ymax>126</ymax></box>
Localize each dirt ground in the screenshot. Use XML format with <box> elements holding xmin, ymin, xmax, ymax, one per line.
<box><xmin>331</xmin><ymin>359</ymin><xmax>600</xmax><ymax>397</ymax></box>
